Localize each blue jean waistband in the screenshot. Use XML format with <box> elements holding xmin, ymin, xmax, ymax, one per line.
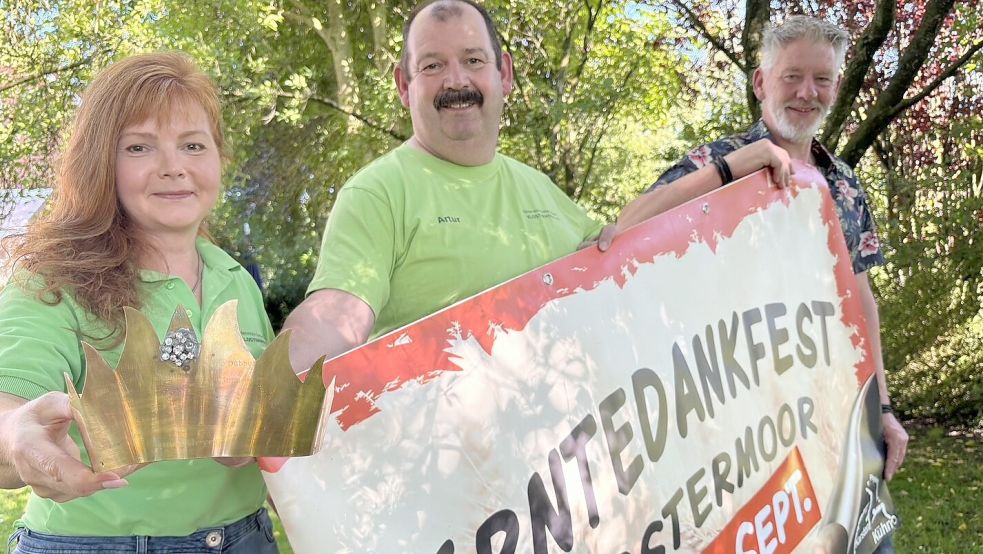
<box><xmin>8</xmin><ymin>507</ymin><xmax>274</xmax><ymax>553</ymax></box>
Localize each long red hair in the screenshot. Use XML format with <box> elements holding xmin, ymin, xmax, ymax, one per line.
<box><xmin>4</xmin><ymin>52</ymin><xmax>227</xmax><ymax>338</ymax></box>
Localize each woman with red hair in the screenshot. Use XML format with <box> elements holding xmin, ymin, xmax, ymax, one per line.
<box><xmin>0</xmin><ymin>52</ymin><xmax>278</xmax><ymax>553</ymax></box>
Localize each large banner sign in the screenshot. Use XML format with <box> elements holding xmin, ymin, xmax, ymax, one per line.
<box><xmin>262</xmin><ymin>166</ymin><xmax>897</xmax><ymax>553</ymax></box>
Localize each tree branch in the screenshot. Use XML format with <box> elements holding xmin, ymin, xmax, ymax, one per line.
<box><xmin>573</xmin><ymin>59</ymin><xmax>640</xmax><ymax>199</ymax></box>
<box><xmin>552</xmin><ymin>0</ymin><xmax>578</xmax><ymax>101</ymax></box>
<box><xmin>284</xmin><ymin>3</ymin><xmax>335</xmax><ymax>56</ymax></box>
<box><xmin>286</xmin><ymin>0</ymin><xmax>360</xmax><ymax>123</ymax></box>
<box><xmin>500</xmin><ymin>33</ymin><xmax>546</xmax><ymax>171</ymax></box>
<box><xmin>821</xmin><ymin>0</ymin><xmax>896</xmax><ymax>148</ymax></box>
<box><xmin>0</xmin><ymin>54</ymin><xmax>100</xmax><ymax>94</ymax></box>
<box><xmin>891</xmin><ymin>38</ymin><xmax>983</xmax><ymax>117</ymax></box>
<box><xmin>546</xmin><ymin>1</ymin><xmax>580</xmax><ymax>179</ymax></box>
<box><xmin>304</xmin><ymin>94</ymin><xmax>407</xmax><ymax>141</ymax></box>
<box><xmin>838</xmin><ymin>0</ymin><xmax>958</xmax><ymax>167</ymax></box>
<box><xmin>671</xmin><ymin>0</ymin><xmax>746</xmax><ymax>73</ymax></box>
<box><xmin>569</xmin><ymin>0</ymin><xmax>603</xmax><ymax>94</ymax></box>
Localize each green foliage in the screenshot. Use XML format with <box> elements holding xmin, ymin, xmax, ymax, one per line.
<box><xmin>891</xmin><ymin>315</ymin><xmax>983</xmax><ymax>426</ymax></box>
<box><xmin>0</xmin><ymin>487</ymin><xmax>26</xmax><ymax>532</ymax></box>
<box><xmin>496</xmin><ymin>0</ymin><xmax>684</xmax><ymax>208</ymax></box>
<box><xmin>0</xmin><ymin>0</ymin><xmax>722</xmax><ymax>318</ymax></box>
<box><xmin>1</xmin><ymin>1</ymin><xmax>124</xmax><ymax>188</ymax></box>
<box><xmin>860</xmin><ymin>104</ymin><xmax>983</xmax><ymax>426</ymax></box>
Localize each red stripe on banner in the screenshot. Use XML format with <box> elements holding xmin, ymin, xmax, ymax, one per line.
<box><xmin>315</xmin><ymin>164</ymin><xmax>872</xmax><ymax>431</ymax></box>
<box><xmin>818</xmin><ymin>180</ymin><xmax>876</xmax><ymax>386</ymax></box>
<box><xmin>703</xmin><ymin>447</ymin><xmax>822</xmax><ymax>554</ymax></box>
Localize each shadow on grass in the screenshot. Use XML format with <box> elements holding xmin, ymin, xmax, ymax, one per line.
<box><xmin>888</xmin><ymin>426</ymin><xmax>983</xmax><ymax>553</ymax></box>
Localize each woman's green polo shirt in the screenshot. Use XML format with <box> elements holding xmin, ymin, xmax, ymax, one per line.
<box><xmin>0</xmin><ymin>239</ymin><xmax>273</xmax><ymax>536</ymax></box>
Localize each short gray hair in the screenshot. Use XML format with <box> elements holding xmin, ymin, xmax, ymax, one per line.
<box><xmin>760</xmin><ymin>15</ymin><xmax>850</xmax><ymax>74</ymax></box>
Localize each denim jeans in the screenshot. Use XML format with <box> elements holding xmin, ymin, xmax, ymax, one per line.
<box><xmin>7</xmin><ymin>508</ymin><xmax>279</xmax><ymax>554</ymax></box>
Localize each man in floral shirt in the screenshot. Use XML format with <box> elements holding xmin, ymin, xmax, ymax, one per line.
<box><xmin>651</xmin><ymin>120</ymin><xmax>885</xmax><ymax>274</ymax></box>
<box><xmin>613</xmin><ymin>16</ymin><xmax>908</xmax><ymax>544</ymax></box>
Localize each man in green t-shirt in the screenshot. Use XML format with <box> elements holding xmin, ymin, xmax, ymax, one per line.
<box><xmin>284</xmin><ymin>0</ymin><xmax>601</xmax><ymax>368</ymax></box>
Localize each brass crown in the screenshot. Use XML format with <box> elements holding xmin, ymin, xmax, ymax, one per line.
<box><xmin>66</xmin><ymin>300</ymin><xmax>329</xmax><ymax>471</ymax></box>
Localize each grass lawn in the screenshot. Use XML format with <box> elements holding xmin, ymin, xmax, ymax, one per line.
<box><xmin>1</xmin><ymin>427</ymin><xmax>979</xmax><ymax>552</ymax></box>
<box><xmin>888</xmin><ymin>427</ymin><xmax>983</xmax><ymax>552</ymax></box>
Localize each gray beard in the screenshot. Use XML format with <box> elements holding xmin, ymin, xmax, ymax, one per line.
<box><xmin>771</xmin><ymin>103</ymin><xmax>829</xmax><ymax>145</ymax></box>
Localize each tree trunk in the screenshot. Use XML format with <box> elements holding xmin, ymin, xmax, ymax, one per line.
<box><xmin>288</xmin><ymin>0</ymin><xmax>362</xmax><ymax>132</ymax></box>
<box><xmin>837</xmin><ymin>0</ymin><xmax>956</xmax><ymax>167</ymax></box>
<box><xmin>325</xmin><ymin>0</ymin><xmax>360</xmax><ymax>132</ymax></box>
<box><xmin>741</xmin><ymin>0</ymin><xmax>770</xmax><ymax>120</ymax></box>
<box><xmin>367</xmin><ymin>0</ymin><xmax>390</xmax><ymax>73</ymax></box>
<box><xmin>820</xmin><ymin>0</ymin><xmax>895</xmax><ymax>149</ymax></box>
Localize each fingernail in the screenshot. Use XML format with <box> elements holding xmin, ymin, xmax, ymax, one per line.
<box><xmin>101</xmin><ymin>479</ymin><xmax>128</xmax><ymax>489</ymax></box>
<box><xmin>599</xmin><ymin>241</ymin><xmax>609</xmax><ymax>251</ymax></box>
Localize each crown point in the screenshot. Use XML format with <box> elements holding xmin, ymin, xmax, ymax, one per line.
<box><xmin>74</xmin><ymin>300</ymin><xmax>329</xmax><ymax>469</ymax></box>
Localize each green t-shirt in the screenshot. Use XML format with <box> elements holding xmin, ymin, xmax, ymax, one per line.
<box><xmin>308</xmin><ymin>144</ymin><xmax>602</xmax><ymax>338</ymax></box>
<box><xmin>0</xmin><ymin>239</ymin><xmax>273</xmax><ymax>536</ymax></box>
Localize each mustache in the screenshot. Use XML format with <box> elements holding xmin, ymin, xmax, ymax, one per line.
<box><xmin>434</xmin><ymin>89</ymin><xmax>483</xmax><ymax>110</ymax></box>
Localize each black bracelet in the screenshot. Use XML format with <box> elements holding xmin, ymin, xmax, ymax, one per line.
<box><xmin>711</xmin><ymin>156</ymin><xmax>733</xmax><ymax>186</ymax></box>
<box><xmin>880</xmin><ymin>403</ymin><xmax>894</xmax><ymax>414</ymax></box>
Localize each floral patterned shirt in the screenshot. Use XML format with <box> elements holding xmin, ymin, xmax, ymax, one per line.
<box><xmin>649</xmin><ymin>120</ymin><xmax>885</xmax><ymax>274</ymax></box>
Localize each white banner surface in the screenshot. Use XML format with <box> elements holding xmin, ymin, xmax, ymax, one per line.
<box><xmin>263</xmin><ymin>166</ymin><xmax>896</xmax><ymax>554</ymax></box>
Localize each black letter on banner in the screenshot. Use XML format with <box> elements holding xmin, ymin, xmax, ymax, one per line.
<box><xmin>694</xmin><ymin>327</ymin><xmax>725</xmax><ymax>417</ymax></box>
<box><xmin>661</xmin><ymin>488</ymin><xmax>685</xmax><ymax>549</ymax></box>
<box><xmin>719</xmin><ymin>312</ymin><xmax>750</xmax><ymax>396</ymax></box>
<box><xmin>811</xmin><ymin>300</ymin><xmax>835</xmax><ymax>366</ymax></box>
<box><xmin>599</xmin><ymin>388</ymin><xmax>643</xmax><ymax>495</ymax></box>
<box><xmin>632</xmin><ymin>368</ymin><xmax>668</xmax><ymax>463</ymax></box>
<box><xmin>672</xmin><ymin>343</ymin><xmax>705</xmax><ymax>438</ymax></box>
<box><xmin>742</xmin><ymin>308</ymin><xmax>765</xmax><ymax>385</ymax></box>
<box><xmin>795</xmin><ymin>303</ymin><xmax>818</xmax><ymax>368</ymax></box>
<box><xmin>559</xmin><ymin>415</ymin><xmax>600</xmax><ymax>528</ymax></box>
<box><xmin>437</xmin><ymin>540</ymin><xmax>454</xmax><ymax>554</ymax></box>
<box><xmin>686</xmin><ymin>468</ymin><xmax>712</xmax><ymax>528</ymax></box>
<box><xmin>734</xmin><ymin>426</ymin><xmax>759</xmax><ymax>487</ymax></box>
<box><xmin>757</xmin><ymin>415</ymin><xmax>778</xmax><ymax>462</ymax></box>
<box><xmin>711</xmin><ymin>452</ymin><xmax>734</xmax><ymax>507</ymax></box>
<box><xmin>799</xmin><ymin>396</ymin><xmax>818</xmax><ymax>438</ymax></box>
<box><xmin>641</xmin><ymin>520</ymin><xmax>666</xmax><ymax>554</ymax></box>
<box><xmin>528</xmin><ymin>449</ymin><xmax>573</xmax><ymax>553</ymax></box>
<box><xmin>777</xmin><ymin>403</ymin><xmax>796</xmax><ymax>447</ymax></box>
<box><xmin>476</xmin><ymin>510</ymin><xmax>519</xmax><ymax>554</ymax></box>
<box><xmin>765</xmin><ymin>303</ymin><xmax>793</xmax><ymax>376</ymax></box>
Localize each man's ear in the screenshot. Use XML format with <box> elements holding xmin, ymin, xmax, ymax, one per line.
<box><xmin>500</xmin><ymin>51</ymin><xmax>514</xmax><ymax>97</ymax></box>
<box><xmin>394</xmin><ymin>64</ymin><xmax>411</xmax><ymax>108</ymax></box>
<box><xmin>752</xmin><ymin>67</ymin><xmax>766</xmax><ymax>101</ymax></box>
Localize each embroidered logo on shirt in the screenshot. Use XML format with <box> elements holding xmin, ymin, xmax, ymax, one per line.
<box><xmin>241</xmin><ymin>331</ymin><xmax>267</xmax><ymax>344</ymax></box>
<box><xmin>523</xmin><ymin>209</ymin><xmax>559</xmax><ymax>221</ymax></box>
<box><xmin>437</xmin><ymin>216</ymin><xmax>462</xmax><ymax>223</ymax></box>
